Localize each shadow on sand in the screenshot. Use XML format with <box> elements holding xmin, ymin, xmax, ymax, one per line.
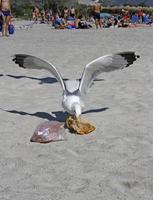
<box><xmin>1</xmin><ymin>74</ymin><xmax>58</xmax><ymax>84</ymax></box>
<box><xmin>0</xmin><ymin>74</ymin><xmax>107</xmax><ymax>121</ymax></box>
<box><xmin>0</xmin><ymin>74</ymin><xmax>104</xmax><ymax>85</ymax></box>
<box><xmin>0</xmin><ymin>107</ymin><xmax>109</xmax><ymax>122</ymax></box>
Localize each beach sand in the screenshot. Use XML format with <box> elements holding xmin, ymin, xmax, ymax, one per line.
<box><xmin>0</xmin><ymin>23</ymin><xmax>153</xmax><ymax>200</ymax></box>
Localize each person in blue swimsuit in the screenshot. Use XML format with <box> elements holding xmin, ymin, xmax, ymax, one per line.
<box><xmin>0</xmin><ymin>0</ymin><xmax>11</xmax><ymax>36</ymax></box>
<box><xmin>93</xmin><ymin>0</ymin><xmax>102</xmax><ymax>29</ymax></box>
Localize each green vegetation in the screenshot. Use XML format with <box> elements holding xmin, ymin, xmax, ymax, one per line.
<box><xmin>11</xmin><ymin>0</ymin><xmax>91</xmax><ymax>18</ymax></box>
<box><xmin>102</xmin><ymin>6</ymin><xmax>153</xmax><ymax>15</ymax></box>
<box><xmin>11</xmin><ymin>0</ymin><xmax>153</xmax><ymax>18</ymax></box>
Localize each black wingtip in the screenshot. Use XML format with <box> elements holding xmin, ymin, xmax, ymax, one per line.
<box><xmin>12</xmin><ymin>54</ymin><xmax>27</xmax><ymax>69</ymax></box>
<box><xmin>117</xmin><ymin>52</ymin><xmax>140</xmax><ymax>68</ymax></box>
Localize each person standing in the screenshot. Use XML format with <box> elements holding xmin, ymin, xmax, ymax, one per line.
<box><xmin>32</xmin><ymin>6</ymin><xmax>40</xmax><ymax>23</ymax></box>
<box><xmin>0</xmin><ymin>0</ymin><xmax>11</xmax><ymax>36</ymax></box>
<box><xmin>93</xmin><ymin>0</ymin><xmax>102</xmax><ymax>29</ymax></box>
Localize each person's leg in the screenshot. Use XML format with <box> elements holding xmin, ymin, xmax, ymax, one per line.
<box><xmin>94</xmin><ymin>13</ymin><xmax>98</xmax><ymax>29</ymax></box>
<box><xmin>5</xmin><ymin>15</ymin><xmax>10</xmax><ymax>36</ymax></box>
<box><xmin>2</xmin><ymin>16</ymin><xmax>6</xmax><ymax>36</ymax></box>
<box><xmin>95</xmin><ymin>13</ymin><xmax>102</xmax><ymax>29</ymax></box>
<box><xmin>95</xmin><ymin>19</ymin><xmax>99</xmax><ymax>29</ymax></box>
<box><xmin>2</xmin><ymin>13</ymin><xmax>10</xmax><ymax>36</ymax></box>
<box><xmin>99</xmin><ymin>19</ymin><xmax>103</xmax><ymax>29</ymax></box>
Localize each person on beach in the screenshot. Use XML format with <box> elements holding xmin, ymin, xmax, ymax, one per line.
<box><xmin>46</xmin><ymin>9</ymin><xmax>52</xmax><ymax>24</ymax></box>
<box><xmin>62</xmin><ymin>7</ymin><xmax>69</xmax><ymax>22</ymax></box>
<box><xmin>0</xmin><ymin>0</ymin><xmax>11</xmax><ymax>36</ymax></box>
<box><xmin>93</xmin><ymin>0</ymin><xmax>102</xmax><ymax>29</ymax></box>
<box><xmin>32</xmin><ymin>6</ymin><xmax>40</xmax><ymax>23</ymax></box>
<box><xmin>70</xmin><ymin>6</ymin><xmax>76</xmax><ymax>17</ymax></box>
<box><xmin>75</xmin><ymin>15</ymin><xmax>92</xmax><ymax>29</ymax></box>
<box><xmin>53</xmin><ymin>13</ymin><xmax>66</xmax><ymax>29</ymax></box>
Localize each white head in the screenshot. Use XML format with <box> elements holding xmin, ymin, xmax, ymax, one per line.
<box><xmin>73</xmin><ymin>103</ymin><xmax>82</xmax><ymax>118</ymax></box>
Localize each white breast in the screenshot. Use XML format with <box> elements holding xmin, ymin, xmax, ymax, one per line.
<box><xmin>62</xmin><ymin>95</ymin><xmax>81</xmax><ymax>115</ymax></box>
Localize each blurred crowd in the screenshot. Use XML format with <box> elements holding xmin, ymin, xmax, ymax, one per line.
<box><xmin>32</xmin><ymin>5</ymin><xmax>153</xmax><ymax>30</ymax></box>
<box><xmin>0</xmin><ymin>0</ymin><xmax>153</xmax><ymax>37</ymax></box>
<box><xmin>32</xmin><ymin>6</ymin><xmax>92</xmax><ymax>29</ymax></box>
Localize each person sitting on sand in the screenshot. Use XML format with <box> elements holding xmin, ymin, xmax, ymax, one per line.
<box><xmin>67</xmin><ymin>13</ymin><xmax>76</xmax><ymax>29</ymax></box>
<box><xmin>53</xmin><ymin>13</ymin><xmax>66</xmax><ymax>29</ymax></box>
<box><xmin>0</xmin><ymin>0</ymin><xmax>11</xmax><ymax>36</ymax></box>
<box><xmin>137</xmin><ymin>9</ymin><xmax>143</xmax><ymax>24</ymax></box>
<box><xmin>131</xmin><ymin>12</ymin><xmax>139</xmax><ymax>26</ymax></box>
<box><xmin>62</xmin><ymin>7</ymin><xmax>69</xmax><ymax>22</ymax></box>
<box><xmin>75</xmin><ymin>15</ymin><xmax>92</xmax><ymax>29</ymax></box>
<box><xmin>70</xmin><ymin>7</ymin><xmax>76</xmax><ymax>17</ymax></box>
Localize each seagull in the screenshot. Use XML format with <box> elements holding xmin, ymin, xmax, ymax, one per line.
<box><xmin>12</xmin><ymin>52</ymin><xmax>139</xmax><ymax>120</ymax></box>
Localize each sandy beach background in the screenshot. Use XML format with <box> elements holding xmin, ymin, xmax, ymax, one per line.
<box><xmin>0</xmin><ymin>22</ymin><xmax>153</xmax><ymax>200</ymax></box>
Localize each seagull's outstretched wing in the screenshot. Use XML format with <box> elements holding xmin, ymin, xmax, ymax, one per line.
<box><xmin>79</xmin><ymin>52</ymin><xmax>140</xmax><ymax>96</ymax></box>
<box><xmin>12</xmin><ymin>54</ymin><xmax>65</xmax><ymax>91</ymax></box>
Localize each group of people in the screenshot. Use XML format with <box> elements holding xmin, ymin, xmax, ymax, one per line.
<box><xmin>32</xmin><ymin>6</ymin><xmax>92</xmax><ymax>30</ymax></box>
<box><xmin>32</xmin><ymin>3</ymin><xmax>153</xmax><ymax>30</ymax></box>
<box><xmin>0</xmin><ymin>1</ymin><xmax>152</xmax><ymax>35</ymax></box>
<box><xmin>0</xmin><ymin>0</ymin><xmax>11</xmax><ymax>36</ymax></box>
<box><xmin>52</xmin><ymin>9</ymin><xmax>92</xmax><ymax>30</ymax></box>
<box><xmin>31</xmin><ymin>4</ymin><xmax>100</xmax><ymax>29</ymax></box>
<box><xmin>92</xmin><ymin>2</ymin><xmax>152</xmax><ymax>29</ymax></box>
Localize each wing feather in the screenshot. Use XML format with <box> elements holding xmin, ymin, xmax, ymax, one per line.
<box><xmin>64</xmin><ymin>79</ymin><xmax>80</xmax><ymax>93</ymax></box>
<box><xmin>79</xmin><ymin>52</ymin><xmax>139</xmax><ymax>96</ymax></box>
<box><xmin>12</xmin><ymin>54</ymin><xmax>65</xmax><ymax>91</ymax></box>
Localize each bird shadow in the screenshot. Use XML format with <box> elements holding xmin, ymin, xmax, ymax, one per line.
<box><xmin>83</xmin><ymin>107</ymin><xmax>109</xmax><ymax>114</ymax></box>
<box><xmin>0</xmin><ymin>74</ymin><xmax>105</xmax><ymax>85</ymax></box>
<box><xmin>0</xmin><ymin>108</ymin><xmax>67</xmax><ymax>122</ymax></box>
<box><xmin>0</xmin><ymin>107</ymin><xmax>109</xmax><ymax>121</ymax></box>
<box><xmin>0</xmin><ymin>74</ymin><xmax>58</xmax><ymax>84</ymax></box>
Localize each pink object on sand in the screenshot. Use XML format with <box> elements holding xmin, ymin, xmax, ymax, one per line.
<box><xmin>30</xmin><ymin>121</ymin><xmax>66</xmax><ymax>143</ymax></box>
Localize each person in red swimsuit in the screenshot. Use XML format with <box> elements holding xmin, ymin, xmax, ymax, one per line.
<box><xmin>0</xmin><ymin>0</ymin><xmax>11</xmax><ymax>36</ymax></box>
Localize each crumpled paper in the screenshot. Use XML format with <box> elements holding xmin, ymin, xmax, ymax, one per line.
<box><xmin>66</xmin><ymin>116</ymin><xmax>96</xmax><ymax>135</ymax></box>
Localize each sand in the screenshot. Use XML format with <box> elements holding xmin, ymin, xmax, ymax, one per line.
<box><xmin>0</xmin><ymin>23</ymin><xmax>153</xmax><ymax>200</ymax></box>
